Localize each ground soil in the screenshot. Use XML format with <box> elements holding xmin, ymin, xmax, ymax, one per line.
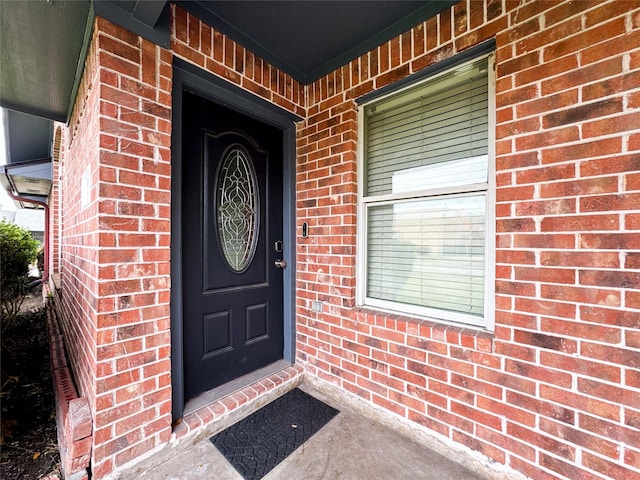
<box><xmin>1</xmin><ymin>288</ymin><xmax>61</xmax><ymax>479</ymax></box>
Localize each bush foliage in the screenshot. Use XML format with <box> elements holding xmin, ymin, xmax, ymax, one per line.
<box><xmin>0</xmin><ymin>220</ymin><xmax>39</xmax><ymax>322</ymax></box>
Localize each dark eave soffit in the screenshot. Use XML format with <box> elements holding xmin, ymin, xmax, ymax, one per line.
<box><xmin>1</xmin><ymin>0</ymin><xmax>458</xmax><ymax>209</ymax></box>
<box><xmin>0</xmin><ymin>0</ymin><xmax>94</xmax><ymax>123</ymax></box>
<box><xmin>0</xmin><ymin>0</ymin><xmax>170</xmax><ymax>124</ymax></box>
<box><xmin>178</xmin><ymin>1</ymin><xmax>458</xmax><ymax>85</ymax></box>
<box><xmin>2</xmin><ymin>0</ymin><xmax>457</xmax><ymax>124</ymax></box>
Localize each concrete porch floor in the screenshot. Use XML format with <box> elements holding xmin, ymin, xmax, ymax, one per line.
<box><xmin>116</xmin><ymin>382</ymin><xmax>522</xmax><ymax>480</ymax></box>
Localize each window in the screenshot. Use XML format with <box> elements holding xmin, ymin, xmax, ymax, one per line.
<box><xmin>357</xmin><ymin>53</ymin><xmax>495</xmax><ymax>329</ymax></box>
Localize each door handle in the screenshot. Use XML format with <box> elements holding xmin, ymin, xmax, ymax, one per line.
<box><xmin>275</xmin><ymin>259</ymin><xmax>287</xmax><ymax>269</ymax></box>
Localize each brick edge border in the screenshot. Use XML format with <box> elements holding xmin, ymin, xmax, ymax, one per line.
<box><xmin>44</xmin><ymin>287</ymin><xmax>92</xmax><ymax>480</ymax></box>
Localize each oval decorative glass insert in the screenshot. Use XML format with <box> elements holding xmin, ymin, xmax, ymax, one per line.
<box><xmin>216</xmin><ymin>146</ymin><xmax>259</xmax><ymax>272</ymax></box>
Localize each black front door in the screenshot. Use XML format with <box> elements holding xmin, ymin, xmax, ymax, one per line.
<box><xmin>182</xmin><ymin>91</ymin><xmax>284</xmax><ymax>402</ymax></box>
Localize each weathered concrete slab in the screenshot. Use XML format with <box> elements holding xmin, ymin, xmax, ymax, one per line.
<box><xmin>116</xmin><ymin>383</ymin><xmax>522</xmax><ymax>480</ymax></box>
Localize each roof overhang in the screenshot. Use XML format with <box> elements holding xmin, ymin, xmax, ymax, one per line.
<box><xmin>1</xmin><ymin>0</ymin><xmax>457</xmax><ymax>123</ymax></box>
<box><xmin>0</xmin><ymin>110</ymin><xmax>53</xmax><ymax>208</ymax></box>
<box><xmin>0</xmin><ymin>0</ymin><xmax>94</xmax><ymax>123</ymax></box>
<box><xmin>0</xmin><ymin>0</ymin><xmax>457</xmax><ymax>207</ymax></box>
<box><xmin>1</xmin><ymin>157</ymin><xmax>52</xmax><ymax>209</ymax></box>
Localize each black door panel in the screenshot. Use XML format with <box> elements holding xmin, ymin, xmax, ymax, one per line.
<box><xmin>182</xmin><ymin>91</ymin><xmax>284</xmax><ymax>401</ymax></box>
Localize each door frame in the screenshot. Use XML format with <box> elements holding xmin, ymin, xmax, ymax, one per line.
<box><xmin>170</xmin><ymin>58</ymin><xmax>300</xmax><ymax>420</ymax></box>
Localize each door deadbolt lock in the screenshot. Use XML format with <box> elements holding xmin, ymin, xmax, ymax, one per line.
<box><xmin>275</xmin><ymin>259</ymin><xmax>287</xmax><ymax>268</ymax></box>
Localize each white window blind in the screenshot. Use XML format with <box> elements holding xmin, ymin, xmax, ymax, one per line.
<box><xmin>365</xmin><ymin>58</ymin><xmax>489</xmax><ymax>196</ymax></box>
<box><xmin>367</xmin><ymin>196</ymin><xmax>486</xmax><ymax>317</ymax></box>
<box><xmin>360</xmin><ymin>55</ymin><xmax>493</xmax><ymax>327</ymax></box>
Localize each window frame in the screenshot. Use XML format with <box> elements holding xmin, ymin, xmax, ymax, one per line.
<box><xmin>356</xmin><ymin>52</ymin><xmax>496</xmax><ymax>331</ymax></box>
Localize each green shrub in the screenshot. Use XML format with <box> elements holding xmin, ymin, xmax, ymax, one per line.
<box><xmin>0</xmin><ymin>220</ymin><xmax>39</xmax><ymax>322</ymax></box>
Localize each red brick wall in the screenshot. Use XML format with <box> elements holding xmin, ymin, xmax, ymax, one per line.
<box><xmin>171</xmin><ymin>6</ymin><xmax>305</xmax><ymax>116</ymax></box>
<box><xmin>54</xmin><ymin>1</ymin><xmax>639</xmax><ymax>479</ymax></box>
<box><xmin>49</xmin><ymin>125</ymin><xmax>63</xmax><ymax>277</ymax></box>
<box><xmin>58</xmin><ymin>26</ymin><xmax>102</xmax><ymax>421</ymax></box>
<box><xmin>57</xmin><ymin>16</ymin><xmax>175</xmax><ymax>477</ymax></box>
<box><xmin>87</xmin><ymin>17</ymin><xmax>174</xmax><ymax>478</ymax></box>
<box><xmin>297</xmin><ymin>1</ymin><xmax>640</xmax><ymax>480</ymax></box>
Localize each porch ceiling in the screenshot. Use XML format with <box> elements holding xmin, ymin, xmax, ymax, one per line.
<box><xmin>0</xmin><ymin>0</ymin><xmax>455</xmax><ymax>206</ymax></box>
<box><xmin>1</xmin><ymin>0</ymin><xmax>456</xmax><ymax>124</ymax></box>
<box><xmin>178</xmin><ymin>1</ymin><xmax>458</xmax><ymax>85</ymax></box>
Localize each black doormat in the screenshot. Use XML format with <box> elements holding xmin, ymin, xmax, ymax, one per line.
<box><xmin>210</xmin><ymin>388</ymin><xmax>339</xmax><ymax>480</ymax></box>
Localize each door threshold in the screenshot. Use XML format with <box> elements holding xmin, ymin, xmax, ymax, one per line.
<box><xmin>183</xmin><ymin>360</ymin><xmax>292</xmax><ymax>416</ymax></box>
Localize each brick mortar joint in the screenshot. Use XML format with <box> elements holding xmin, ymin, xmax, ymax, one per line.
<box><xmin>353</xmin><ymin>306</ymin><xmax>495</xmax><ymax>353</ymax></box>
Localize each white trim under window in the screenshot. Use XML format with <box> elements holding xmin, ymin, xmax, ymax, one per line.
<box><xmin>357</xmin><ymin>53</ymin><xmax>496</xmax><ymax>330</ymax></box>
